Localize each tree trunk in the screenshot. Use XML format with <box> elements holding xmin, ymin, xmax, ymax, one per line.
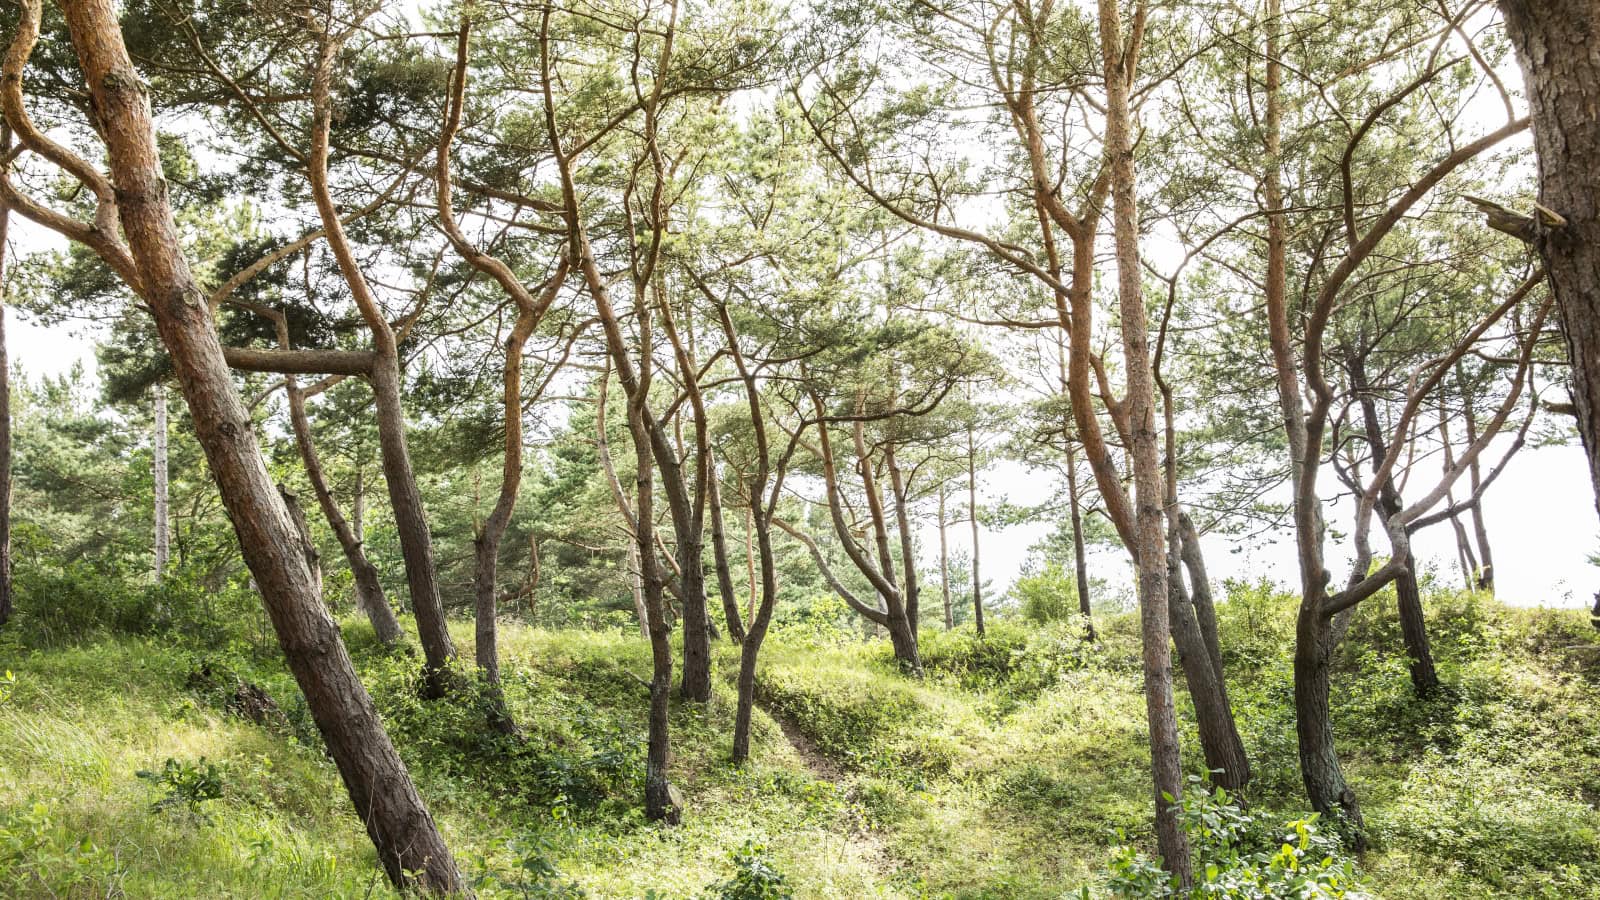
<box><xmin>677</xmin><ymin>552</ymin><xmax>712</xmax><ymax>702</ymax></box>
<box><xmin>305</xmin><ymin>33</ymin><xmax>455</xmax><ymax>696</ymax></box>
<box><xmin>0</xmin><ymin>211</ymin><xmax>12</xmax><ymax>629</ymax></box>
<box><xmin>278</xmin><ymin>484</ymin><xmax>323</xmax><ymax>599</ymax></box>
<box><xmin>938</xmin><ymin>485</ymin><xmax>952</xmax><ymax>631</ymax></box>
<box><xmin>1459</xmin><ymin>390</ymin><xmax>1496</xmax><ymax>590</ymax></box>
<box><xmin>153</xmin><ymin>382</ymin><xmax>169</xmax><ymax>578</ymax></box>
<box><xmin>1352</xmin><ymin>352</ymin><xmax>1439</xmax><ymax>696</ymax></box>
<box><xmin>369</xmin><ymin>363</ymin><xmax>457</xmax><ymax>695</ymax></box>
<box><xmin>285</xmin><ymin>379</ymin><xmax>403</xmax><ymax>646</ymax></box>
<box><xmin>1166</xmin><ymin>526</ymin><xmax>1251</xmax><ymax>791</ymax></box>
<box><xmin>1066</xmin><ymin>439</ymin><xmax>1094</xmax><ymax>640</ymax></box>
<box><xmin>628</xmin><ymin>539</ymin><xmax>650</xmax><ymax>639</ymax></box>
<box><xmin>1099</xmin><ymin>0</ymin><xmax>1190</xmax><ymax>879</ymax></box>
<box><xmin>1295</xmin><ymin>604</ymin><xmax>1365</xmax><ymax>843</ymax></box>
<box><xmin>707</xmin><ymin>454</ymin><xmax>745</xmax><ymax>642</ymax></box>
<box><xmin>745</xmin><ymin>505</ymin><xmax>757</xmax><ymax>625</ymax></box>
<box><xmin>1499</xmin><ymin>0</ymin><xmax>1600</xmax><ymax>526</ymax></box>
<box><xmin>43</xmin><ymin>2</ymin><xmax>462</xmax><ymax>887</ymax></box>
<box><xmin>966</xmin><ymin>425</ymin><xmax>985</xmax><ymax>636</ymax></box>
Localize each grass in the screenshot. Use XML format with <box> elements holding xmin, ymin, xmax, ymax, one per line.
<box><xmin>1</xmin><ymin>583</ymin><xmax>1598</xmax><ymax>897</ymax></box>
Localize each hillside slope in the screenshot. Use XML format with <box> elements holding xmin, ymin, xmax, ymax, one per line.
<box><xmin>2</xmin><ymin>586</ymin><xmax>1598</xmax><ymax>897</ymax></box>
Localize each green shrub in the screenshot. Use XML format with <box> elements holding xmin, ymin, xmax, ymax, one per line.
<box><xmin>917</xmin><ymin>620</ymin><xmax>1092</xmax><ymax>696</ymax></box>
<box><xmin>137</xmin><ymin>757</ymin><xmax>227</xmax><ymax>822</ymax></box>
<box><xmin>0</xmin><ymin>802</ymin><xmax>122</xmax><ymax>895</ymax></box>
<box><xmin>1013</xmin><ymin>562</ymin><xmax>1083</xmax><ymax>624</ymax></box>
<box><xmin>700</xmin><ymin>841</ymin><xmax>794</xmax><ymax>900</ymax></box>
<box><xmin>1095</xmin><ymin>779</ymin><xmax>1365</xmax><ymax>898</ymax></box>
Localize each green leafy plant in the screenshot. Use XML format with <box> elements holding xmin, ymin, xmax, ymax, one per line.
<box><xmin>701</xmin><ymin>841</ymin><xmax>794</xmax><ymax>900</ymax></box>
<box><xmin>1095</xmin><ymin>778</ymin><xmax>1365</xmax><ymax>898</ymax></box>
<box><xmin>0</xmin><ymin>802</ymin><xmax>121</xmax><ymax>895</ymax></box>
<box><xmin>137</xmin><ymin>756</ymin><xmax>226</xmax><ymax>822</ymax></box>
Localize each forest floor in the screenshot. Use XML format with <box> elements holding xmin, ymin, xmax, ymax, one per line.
<box><xmin>2</xmin><ymin>582</ymin><xmax>1600</xmax><ymax>897</ymax></box>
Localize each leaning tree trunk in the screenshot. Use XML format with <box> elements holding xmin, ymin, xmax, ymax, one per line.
<box><xmin>1499</xmin><ymin>0</ymin><xmax>1600</xmax><ymax>525</ymax></box>
<box><xmin>1066</xmin><ymin>442</ymin><xmax>1094</xmax><ymax>638</ymax></box>
<box><xmin>1167</xmin><ymin>528</ymin><xmax>1251</xmax><ymax>791</ymax></box>
<box><xmin>0</xmin><ymin>210</ymin><xmax>11</xmax><ymax>629</ymax></box>
<box><xmin>153</xmin><ymin>382</ymin><xmax>169</xmax><ymax>578</ymax></box>
<box><xmin>285</xmin><ymin>378</ymin><xmax>403</xmax><ymax>645</ymax></box>
<box><xmin>306</xmin><ymin>37</ymin><xmax>455</xmax><ymax>695</ymax></box>
<box><xmin>369</xmin><ymin>363</ymin><xmax>457</xmax><ymax>694</ymax></box>
<box><xmin>45</xmin><ymin>0</ymin><xmax>462</xmax><ymax>887</ymax></box>
<box><xmin>706</xmin><ymin>453</ymin><xmax>745</xmax><ymax>642</ymax></box>
<box><xmin>1352</xmin><ymin>352</ymin><xmax>1439</xmax><ymax>695</ymax></box>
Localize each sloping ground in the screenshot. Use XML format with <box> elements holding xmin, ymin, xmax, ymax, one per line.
<box><xmin>2</xmin><ymin>588</ymin><xmax>1598</xmax><ymax>897</ymax></box>
<box><xmin>752</xmin><ymin>593</ymin><xmax>1600</xmax><ymax>899</ymax></box>
<box><xmin>0</xmin><ymin>624</ymin><xmax>890</xmax><ymax>898</ymax></box>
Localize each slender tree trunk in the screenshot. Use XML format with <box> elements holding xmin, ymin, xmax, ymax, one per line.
<box><xmin>41</xmin><ymin>2</ymin><xmax>462</xmax><ymax>886</ymax></box>
<box><xmin>1098</xmin><ymin>0</ymin><xmax>1189</xmax><ymax>879</ymax></box>
<box><xmin>306</xmin><ymin>33</ymin><xmax>455</xmax><ymax>695</ymax></box>
<box><xmin>1295</xmin><ymin>605</ymin><xmax>1365</xmax><ymax>838</ymax></box>
<box><xmin>938</xmin><ymin>485</ymin><xmax>952</xmax><ymax>631</ymax></box>
<box><xmin>369</xmin><ymin>363</ymin><xmax>457</xmax><ymax>695</ymax></box>
<box><xmin>1066</xmin><ymin>440</ymin><xmax>1093</xmax><ymax>640</ymax></box>
<box><xmin>1350</xmin><ymin>352</ymin><xmax>1439</xmax><ymax>695</ymax></box>
<box><xmin>1166</xmin><ymin>522</ymin><xmax>1251</xmax><ymax>790</ymax></box>
<box><xmin>745</xmin><ymin>505</ymin><xmax>757</xmax><ymax>625</ymax></box>
<box><xmin>1498</xmin><ymin>0</ymin><xmax>1600</xmax><ymax>529</ymax></box>
<box><xmin>1258</xmin><ymin>0</ymin><xmax>1368</xmax><ymax>841</ymax></box>
<box><xmin>707</xmin><ymin>454</ymin><xmax>745</xmax><ymax>642</ymax></box>
<box><xmin>153</xmin><ymin>383</ymin><xmax>169</xmax><ymax>578</ymax></box>
<box><xmin>0</xmin><ymin>210</ymin><xmax>13</xmax><ymax>629</ymax></box>
<box><xmin>1459</xmin><ymin>393</ymin><xmax>1495</xmax><ymax>590</ymax></box>
<box><xmin>278</xmin><ymin>484</ymin><xmax>323</xmax><ymax>598</ymax></box>
<box><xmin>966</xmin><ymin>425</ymin><xmax>985</xmax><ymax>636</ymax></box>
<box><xmin>285</xmin><ymin>379</ymin><xmax>402</xmax><ymax>645</ymax></box>
<box><xmin>628</xmin><ymin>539</ymin><xmax>650</xmax><ymax>639</ymax></box>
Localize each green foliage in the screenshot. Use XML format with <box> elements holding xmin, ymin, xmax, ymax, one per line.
<box><xmin>1012</xmin><ymin>561</ymin><xmax>1083</xmax><ymax>624</ymax></box>
<box><xmin>470</xmin><ymin>835</ymin><xmax>589</xmax><ymax>899</ymax></box>
<box><xmin>916</xmin><ymin>620</ymin><xmax>1094</xmax><ymax>697</ymax></box>
<box><xmin>137</xmin><ymin>757</ymin><xmax>227</xmax><ymax>822</ymax></box>
<box><xmin>0</xmin><ymin>803</ymin><xmax>123</xmax><ymax>896</ymax></box>
<box><xmin>1097</xmin><ymin>779</ymin><xmax>1364</xmax><ymax>898</ymax></box>
<box><xmin>700</xmin><ymin>841</ymin><xmax>795</xmax><ymax>900</ymax></box>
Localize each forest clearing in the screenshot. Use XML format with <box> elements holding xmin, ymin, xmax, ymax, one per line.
<box><xmin>1</xmin><ymin>0</ymin><xmax>1598</xmax><ymax>895</ymax></box>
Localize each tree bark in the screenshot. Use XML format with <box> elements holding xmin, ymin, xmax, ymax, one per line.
<box><xmin>1458</xmin><ymin>371</ymin><xmax>1496</xmax><ymax>589</ymax></box>
<box><xmin>307</xmin><ymin>31</ymin><xmax>455</xmax><ymax>696</ymax></box>
<box><xmin>938</xmin><ymin>485</ymin><xmax>952</xmax><ymax>630</ymax></box>
<box><xmin>1098</xmin><ymin>0</ymin><xmax>1190</xmax><ymax>880</ymax></box>
<box><xmin>965</xmin><ymin>424</ymin><xmax>984</xmax><ymax>636</ymax></box>
<box><xmin>284</xmin><ymin>379</ymin><xmax>403</xmax><ymax>646</ymax></box>
<box><xmin>35</xmin><ymin>1</ymin><xmax>462</xmax><ymax>887</ymax></box>
<box><xmin>1351</xmin><ymin>351</ymin><xmax>1439</xmax><ymax>695</ymax></box>
<box><xmin>278</xmin><ymin>484</ymin><xmax>323</xmax><ymax>598</ymax></box>
<box><xmin>1498</xmin><ymin>0</ymin><xmax>1600</xmax><ymax>528</ymax></box>
<box><xmin>0</xmin><ymin>208</ymin><xmax>10</xmax><ymax>628</ymax></box>
<box><xmin>153</xmin><ymin>383</ymin><xmax>169</xmax><ymax>578</ymax></box>
<box><xmin>369</xmin><ymin>362</ymin><xmax>456</xmax><ymax>695</ymax></box>
<box><xmin>0</xmin><ymin>206</ymin><xmax>12</xmax><ymax>624</ymax></box>
<box><xmin>707</xmin><ymin>451</ymin><xmax>746</xmax><ymax>642</ymax></box>
<box><xmin>1167</xmin><ymin>530</ymin><xmax>1251</xmax><ymax>791</ymax></box>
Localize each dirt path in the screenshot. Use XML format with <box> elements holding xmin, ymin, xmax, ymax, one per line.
<box><xmin>760</xmin><ymin>704</ymin><xmax>905</xmax><ymax>892</ymax></box>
